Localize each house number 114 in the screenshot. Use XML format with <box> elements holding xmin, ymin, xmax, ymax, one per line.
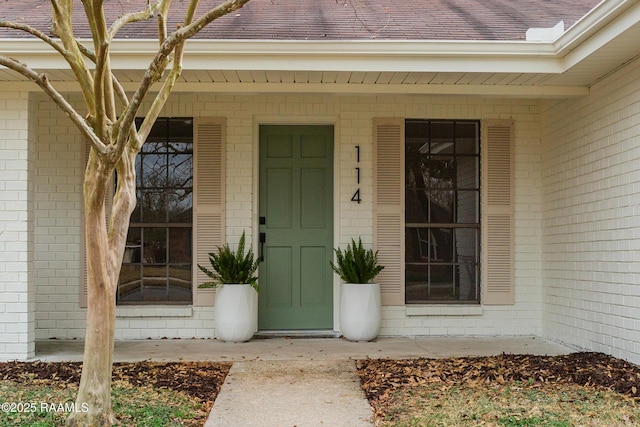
<box><xmin>351</xmin><ymin>145</ymin><xmax>361</xmax><ymax>204</ymax></box>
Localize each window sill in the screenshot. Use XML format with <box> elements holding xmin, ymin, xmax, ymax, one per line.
<box><xmin>116</xmin><ymin>306</ymin><xmax>193</xmax><ymax>318</ymax></box>
<box><xmin>405</xmin><ymin>305</ymin><xmax>483</xmax><ymax>316</ymax></box>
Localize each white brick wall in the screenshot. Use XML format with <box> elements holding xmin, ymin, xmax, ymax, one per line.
<box><xmin>0</xmin><ymin>92</ymin><xmax>35</xmax><ymax>360</ymax></box>
<box><xmin>542</xmin><ymin>56</ymin><xmax>640</xmax><ymax>364</ymax></box>
<box><xmin>30</xmin><ymin>93</ymin><xmax>544</xmax><ymax>341</ymax></box>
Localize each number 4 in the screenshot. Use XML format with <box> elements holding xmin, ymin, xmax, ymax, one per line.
<box><xmin>351</xmin><ymin>188</ymin><xmax>361</xmax><ymax>204</ymax></box>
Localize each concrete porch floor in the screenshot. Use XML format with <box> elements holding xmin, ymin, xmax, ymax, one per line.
<box><xmin>33</xmin><ymin>336</ymin><xmax>576</xmax><ymax>363</ymax></box>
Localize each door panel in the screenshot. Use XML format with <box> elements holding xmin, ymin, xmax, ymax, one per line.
<box><xmin>300</xmin><ymin>246</ymin><xmax>328</xmax><ymax>306</ymax></box>
<box><xmin>266</xmin><ymin>169</ymin><xmax>292</xmax><ymax>228</ymax></box>
<box><xmin>259</xmin><ymin>125</ymin><xmax>334</xmax><ymax>330</ymax></box>
<box><xmin>301</xmin><ymin>168</ymin><xmax>327</xmax><ymax>228</ymax></box>
<box><xmin>265</xmin><ymin>246</ymin><xmax>292</xmax><ymax>306</ymax></box>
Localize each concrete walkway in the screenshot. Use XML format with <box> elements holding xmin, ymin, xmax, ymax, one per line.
<box><xmin>207</xmin><ymin>359</ymin><xmax>373</xmax><ymax>426</ymax></box>
<box><xmin>34</xmin><ymin>337</ymin><xmax>575</xmax><ymax>426</ymax></box>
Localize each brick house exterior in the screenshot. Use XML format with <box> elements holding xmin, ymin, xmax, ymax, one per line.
<box><xmin>2</xmin><ymin>0</ymin><xmax>640</xmax><ymax>362</ymax></box>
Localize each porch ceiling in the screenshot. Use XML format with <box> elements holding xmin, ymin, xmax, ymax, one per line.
<box><xmin>0</xmin><ymin>67</ymin><xmax>592</xmax><ymax>97</ymax></box>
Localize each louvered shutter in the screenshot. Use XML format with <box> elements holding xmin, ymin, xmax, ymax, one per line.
<box><xmin>79</xmin><ymin>142</ymin><xmax>114</xmax><ymax>308</ymax></box>
<box><xmin>373</xmin><ymin>118</ymin><xmax>404</xmax><ymax>306</ymax></box>
<box><xmin>481</xmin><ymin>120</ymin><xmax>515</xmax><ymax>305</ymax></box>
<box><xmin>193</xmin><ymin>118</ymin><xmax>226</xmax><ymax>306</ymax></box>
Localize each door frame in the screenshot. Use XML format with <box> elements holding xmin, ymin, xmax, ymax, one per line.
<box><xmin>253</xmin><ymin>116</ymin><xmax>340</xmax><ymax>332</ymax></box>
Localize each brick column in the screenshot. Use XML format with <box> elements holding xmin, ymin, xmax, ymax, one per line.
<box><xmin>0</xmin><ymin>92</ymin><xmax>35</xmax><ymax>360</ymax></box>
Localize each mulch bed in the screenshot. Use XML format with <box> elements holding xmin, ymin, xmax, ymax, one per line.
<box><xmin>0</xmin><ymin>360</ymin><xmax>231</xmax><ymax>408</ymax></box>
<box><xmin>2</xmin><ymin>352</ymin><xmax>639</xmax><ymax>423</ymax></box>
<box><xmin>356</xmin><ymin>352</ymin><xmax>640</xmax><ymax>416</ymax></box>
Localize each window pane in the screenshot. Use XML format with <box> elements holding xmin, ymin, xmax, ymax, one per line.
<box><xmin>406</xmin><ymin>227</ymin><xmax>431</xmax><ymax>263</ymax></box>
<box><xmin>406</xmin><ymin>156</ymin><xmax>454</xmax><ymax>190</ymax></box>
<box><xmin>140</xmin><ymin>190</ymin><xmax>167</xmax><ymax>223</ymax></box>
<box><xmin>143</xmin><ymin>228</ymin><xmax>166</xmax><ymax>264</ymax></box>
<box><xmin>454</xmin><ymin>228</ymin><xmax>478</xmax><ymax>263</ymax></box>
<box><xmin>405</xmin><ymin>264</ymin><xmax>429</xmax><ymax>302</ymax></box>
<box><xmin>456</xmin><ymin>122</ymin><xmax>479</xmax><ymax>154</ymax></box>
<box><xmin>124</xmin><ymin>228</ymin><xmax>142</xmax><ymax>263</ymax></box>
<box><xmin>142</xmin><ymin>265</ymin><xmax>167</xmax><ymax>301</ymax></box>
<box><xmin>430</xmin><ymin>191</ymin><xmax>454</xmax><ymax>223</ymax></box>
<box><xmin>457</xmin><ymin>156</ymin><xmax>479</xmax><ymax>189</ymax></box>
<box><xmin>405</xmin><ymin>228</ymin><xmax>454</xmax><ymax>262</ymax></box>
<box><xmin>145</xmin><ymin>120</ymin><xmax>168</xmax><ymax>144</ymax></box>
<box><xmin>456</xmin><ymin>191</ymin><xmax>479</xmax><ymax>223</ymax></box>
<box><xmin>168</xmin><ymin>190</ymin><xmax>193</xmax><ymax>223</ymax></box>
<box><xmin>457</xmin><ymin>264</ymin><xmax>478</xmax><ymax>301</ymax></box>
<box><xmin>406</xmin><ymin>120</ymin><xmax>429</xmax><ymax>153</ymax></box>
<box><xmin>140</xmin><ymin>154</ymin><xmax>167</xmax><ymax>188</ymax></box>
<box><xmin>430</xmin><ymin>265</ymin><xmax>455</xmax><ymax>300</ymax></box>
<box><xmin>425</xmin><ymin>157</ymin><xmax>454</xmax><ymax>188</ymax></box>
<box><xmin>118</xmin><ymin>265</ymin><xmax>141</xmax><ymax>303</ymax></box>
<box><xmin>405</xmin><ymin>189</ymin><xmax>429</xmax><ymax>224</ymax></box>
<box><xmin>142</xmin><ymin>140</ymin><xmax>166</xmax><ymax>154</ymax></box>
<box><xmin>431</xmin><ymin>228</ymin><xmax>453</xmax><ymax>262</ymax></box>
<box><xmin>169</xmin><ymin>118</ymin><xmax>193</xmax><ymax>139</ymax></box>
<box><xmin>169</xmin><ymin>154</ymin><xmax>193</xmax><ymax>188</ymax></box>
<box><xmin>169</xmin><ymin>228</ymin><xmax>192</xmax><ymax>263</ymax></box>
<box><xmin>430</xmin><ymin>121</ymin><xmax>454</xmax><ymax>154</ymax></box>
<box><xmin>168</xmin><ymin>265</ymin><xmax>192</xmax><ymax>302</ymax></box>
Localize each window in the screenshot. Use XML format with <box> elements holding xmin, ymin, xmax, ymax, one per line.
<box><xmin>405</xmin><ymin>120</ymin><xmax>480</xmax><ymax>303</ymax></box>
<box><xmin>117</xmin><ymin>118</ymin><xmax>193</xmax><ymax>304</ymax></box>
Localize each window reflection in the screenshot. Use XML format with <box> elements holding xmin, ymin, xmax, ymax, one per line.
<box><xmin>118</xmin><ymin>118</ymin><xmax>193</xmax><ymax>305</ymax></box>
<box><xmin>405</xmin><ymin>120</ymin><xmax>480</xmax><ymax>304</ymax></box>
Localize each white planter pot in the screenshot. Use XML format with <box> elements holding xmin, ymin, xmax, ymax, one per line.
<box><xmin>214</xmin><ymin>284</ymin><xmax>258</xmax><ymax>342</ymax></box>
<box><xmin>339</xmin><ymin>283</ymin><xmax>381</xmax><ymax>342</ymax></box>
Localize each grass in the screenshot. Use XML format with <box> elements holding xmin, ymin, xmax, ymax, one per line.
<box><xmin>379</xmin><ymin>381</ymin><xmax>640</xmax><ymax>427</ymax></box>
<box><xmin>0</xmin><ymin>379</ymin><xmax>205</xmax><ymax>426</ymax></box>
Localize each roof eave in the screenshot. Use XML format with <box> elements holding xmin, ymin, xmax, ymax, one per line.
<box><xmin>0</xmin><ymin>0</ymin><xmax>638</xmax><ymax>85</ymax></box>
<box><xmin>554</xmin><ymin>0</ymin><xmax>640</xmax><ymax>69</ymax></box>
<box><xmin>0</xmin><ymin>38</ymin><xmax>564</xmax><ymax>74</ymax></box>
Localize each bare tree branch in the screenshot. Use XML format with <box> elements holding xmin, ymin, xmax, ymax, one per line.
<box><xmin>0</xmin><ymin>55</ymin><xmax>107</xmax><ymax>155</ymax></box>
<box><xmin>80</xmin><ymin>0</ymin><xmax>112</xmax><ymax>140</ymax></box>
<box><xmin>116</xmin><ymin>0</ymin><xmax>251</xmax><ymax>158</ymax></box>
<box><xmin>71</xmin><ymin>40</ymin><xmax>129</xmax><ymax>110</ymax></box>
<box><xmin>157</xmin><ymin>0</ymin><xmax>172</xmax><ymax>45</ymax></box>
<box><xmin>109</xmin><ymin>2</ymin><xmax>159</xmax><ymax>40</ymax></box>
<box><xmin>0</xmin><ymin>19</ymin><xmax>130</xmax><ymax>119</ymax></box>
<box><xmin>174</xmin><ymin>0</ymin><xmax>251</xmax><ymax>42</ymax></box>
<box><xmin>0</xmin><ymin>21</ymin><xmax>67</xmax><ymax>56</ymax></box>
<box><xmin>137</xmin><ymin>0</ymin><xmax>199</xmax><ymax>145</ymax></box>
<box><xmin>93</xmin><ymin>41</ymin><xmax>109</xmax><ymax>138</ymax></box>
<box><xmin>51</xmin><ymin>0</ymin><xmax>97</xmax><ymax>115</ymax></box>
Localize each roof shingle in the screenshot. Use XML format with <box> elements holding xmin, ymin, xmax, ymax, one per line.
<box><xmin>0</xmin><ymin>0</ymin><xmax>601</xmax><ymax>41</ymax></box>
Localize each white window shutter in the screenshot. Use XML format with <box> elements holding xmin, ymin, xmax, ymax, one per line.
<box><xmin>373</xmin><ymin>118</ymin><xmax>405</xmax><ymax>306</ymax></box>
<box><xmin>193</xmin><ymin>118</ymin><xmax>226</xmax><ymax>307</ymax></box>
<box><xmin>80</xmin><ymin>141</ymin><xmax>114</xmax><ymax>308</ymax></box>
<box><xmin>481</xmin><ymin>120</ymin><xmax>515</xmax><ymax>305</ymax></box>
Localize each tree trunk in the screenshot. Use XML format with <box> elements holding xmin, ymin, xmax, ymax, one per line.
<box><xmin>67</xmin><ymin>150</ymin><xmax>136</xmax><ymax>426</ymax></box>
<box><xmin>66</xmin><ymin>254</ymin><xmax>117</xmax><ymax>426</ymax></box>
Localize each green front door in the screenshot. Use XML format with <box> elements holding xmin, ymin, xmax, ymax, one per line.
<box><xmin>258</xmin><ymin>125</ymin><xmax>334</xmax><ymax>330</ymax></box>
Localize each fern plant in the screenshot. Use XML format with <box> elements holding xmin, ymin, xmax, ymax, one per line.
<box><xmin>197</xmin><ymin>231</ymin><xmax>260</xmax><ymax>291</ymax></box>
<box><xmin>330</xmin><ymin>238</ymin><xmax>384</xmax><ymax>284</ymax></box>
